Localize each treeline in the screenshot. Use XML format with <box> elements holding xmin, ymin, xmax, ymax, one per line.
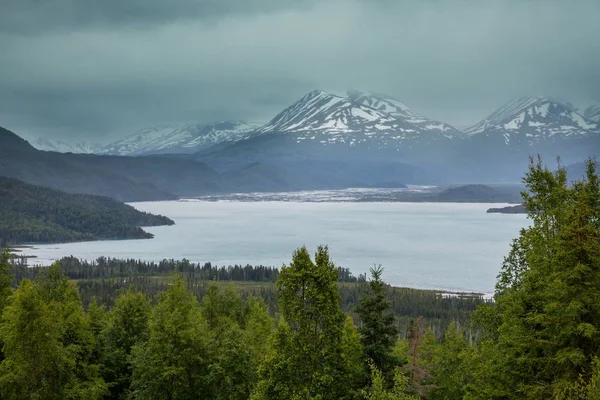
<box><xmin>0</xmin><ymin>176</ymin><xmax>174</xmax><ymax>246</ymax></box>
<box><xmin>11</xmin><ymin>256</ymin><xmax>482</xmax><ymax>337</ymax></box>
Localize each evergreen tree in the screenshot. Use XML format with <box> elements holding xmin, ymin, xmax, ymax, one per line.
<box><xmin>429</xmin><ymin>322</ymin><xmax>471</xmax><ymax>400</ymax></box>
<box><xmin>101</xmin><ymin>290</ymin><xmax>151</xmax><ymax>399</ymax></box>
<box><xmin>0</xmin><ymin>279</ymin><xmax>67</xmax><ymax>399</ymax></box>
<box><xmin>356</xmin><ymin>265</ymin><xmax>399</xmax><ymax>383</ymax></box>
<box><xmin>253</xmin><ymin>246</ymin><xmax>362</xmax><ymax>399</ymax></box>
<box><xmin>0</xmin><ymin>247</ymin><xmax>12</xmax><ymax>312</ymax></box>
<box><xmin>470</xmin><ymin>157</ymin><xmax>600</xmax><ymax>398</ymax></box>
<box><xmin>0</xmin><ymin>247</ymin><xmax>13</xmax><ymax>363</ymax></box>
<box><xmin>129</xmin><ymin>278</ymin><xmax>211</xmax><ymax>399</ymax></box>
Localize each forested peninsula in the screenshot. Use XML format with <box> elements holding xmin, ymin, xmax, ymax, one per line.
<box><xmin>0</xmin><ymin>176</ymin><xmax>174</xmax><ymax>245</ymax></box>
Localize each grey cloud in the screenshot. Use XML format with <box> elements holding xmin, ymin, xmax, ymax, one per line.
<box><xmin>1</xmin><ymin>0</ymin><xmax>599</xmax><ymax>142</ymax></box>
<box><xmin>0</xmin><ymin>0</ymin><xmax>315</xmax><ymax>33</ymax></box>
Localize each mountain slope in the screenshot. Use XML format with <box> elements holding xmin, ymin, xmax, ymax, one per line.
<box><xmin>252</xmin><ymin>90</ymin><xmax>460</xmax><ymax>150</ymax></box>
<box><xmin>100</xmin><ymin>121</ymin><xmax>261</xmax><ymax>156</ymax></box>
<box><xmin>584</xmin><ymin>104</ymin><xmax>600</xmax><ymax>122</ymax></box>
<box><xmin>0</xmin><ymin>126</ymin><xmax>222</xmax><ymax>201</ymax></box>
<box><xmin>463</xmin><ymin>96</ymin><xmax>598</xmax><ymax>148</ymax></box>
<box><xmin>0</xmin><ymin>176</ymin><xmax>174</xmax><ymax>245</ymax></box>
<box><xmin>99</xmin><ymin>125</ymin><xmax>176</xmax><ymax>155</ymax></box>
<box><xmin>33</xmin><ymin>138</ymin><xmax>103</xmax><ymax>154</ymax></box>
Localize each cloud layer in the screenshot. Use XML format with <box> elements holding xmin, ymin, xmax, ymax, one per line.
<box><xmin>2</xmin><ymin>0</ymin><xmax>599</xmax><ymax>142</ymax></box>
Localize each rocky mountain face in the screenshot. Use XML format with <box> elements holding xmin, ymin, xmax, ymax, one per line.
<box><xmin>253</xmin><ymin>90</ymin><xmax>460</xmax><ymax>150</ymax></box>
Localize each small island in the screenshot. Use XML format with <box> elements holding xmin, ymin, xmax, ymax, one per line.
<box><xmin>487</xmin><ymin>204</ymin><xmax>526</xmax><ymax>214</ymax></box>
<box><xmin>0</xmin><ymin>177</ymin><xmax>174</xmax><ymax>245</ymax></box>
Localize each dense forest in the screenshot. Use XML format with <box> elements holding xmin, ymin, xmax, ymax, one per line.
<box><xmin>0</xmin><ymin>157</ymin><xmax>598</xmax><ymax>399</ymax></box>
<box><xmin>8</xmin><ymin>256</ymin><xmax>483</xmax><ymax>337</ymax></box>
<box><xmin>0</xmin><ymin>176</ymin><xmax>174</xmax><ymax>245</ymax></box>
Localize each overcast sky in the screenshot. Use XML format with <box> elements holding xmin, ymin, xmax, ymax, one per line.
<box><xmin>2</xmin><ymin>0</ymin><xmax>600</xmax><ymax>144</ymax></box>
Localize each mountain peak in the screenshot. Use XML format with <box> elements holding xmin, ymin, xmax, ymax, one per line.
<box><xmin>346</xmin><ymin>90</ymin><xmax>423</xmax><ymax>122</ymax></box>
<box><xmin>253</xmin><ymin>89</ymin><xmax>460</xmax><ymax>149</ymax></box>
<box><xmin>463</xmin><ymin>95</ymin><xmax>598</xmax><ymax>147</ymax></box>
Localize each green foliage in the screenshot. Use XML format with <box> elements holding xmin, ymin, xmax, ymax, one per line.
<box><xmin>363</xmin><ymin>363</ymin><xmax>418</xmax><ymax>400</ymax></box>
<box><xmin>129</xmin><ymin>278</ymin><xmax>210</xmax><ymax>399</ymax></box>
<box><xmin>356</xmin><ymin>265</ymin><xmax>400</xmax><ymax>383</ymax></box>
<box><xmin>428</xmin><ymin>322</ymin><xmax>472</xmax><ymax>400</ymax></box>
<box><xmin>0</xmin><ymin>176</ymin><xmax>173</xmax><ymax>245</ymax></box>
<box><xmin>471</xmin><ymin>157</ymin><xmax>600</xmax><ymax>398</ymax></box>
<box><xmin>253</xmin><ymin>246</ymin><xmax>362</xmax><ymax>399</ymax></box>
<box><xmin>101</xmin><ymin>290</ymin><xmax>151</xmax><ymax>399</ymax></box>
<box><xmin>0</xmin><ymin>266</ymin><xmax>108</xmax><ymax>399</ymax></box>
<box><xmin>0</xmin><ymin>248</ymin><xmax>12</xmax><ymax>313</ymax></box>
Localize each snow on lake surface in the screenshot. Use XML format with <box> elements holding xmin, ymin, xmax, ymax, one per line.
<box><xmin>26</xmin><ymin>200</ymin><xmax>529</xmax><ymax>295</ymax></box>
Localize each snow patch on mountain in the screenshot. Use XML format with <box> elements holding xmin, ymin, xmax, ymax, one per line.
<box><xmin>33</xmin><ymin>138</ymin><xmax>103</xmax><ymax>154</ymax></box>
<box><xmin>584</xmin><ymin>104</ymin><xmax>600</xmax><ymax>122</ymax></box>
<box><xmin>98</xmin><ymin>125</ymin><xmax>176</xmax><ymax>155</ymax></box>
<box><xmin>253</xmin><ymin>89</ymin><xmax>460</xmax><ymax>149</ymax></box>
<box><xmin>100</xmin><ymin>121</ymin><xmax>262</xmax><ymax>156</ymax></box>
<box><xmin>463</xmin><ymin>96</ymin><xmax>599</xmax><ymax>147</ymax></box>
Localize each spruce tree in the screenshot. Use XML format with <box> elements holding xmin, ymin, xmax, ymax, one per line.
<box><xmin>356</xmin><ymin>265</ymin><xmax>399</xmax><ymax>383</ymax></box>
<box><xmin>470</xmin><ymin>157</ymin><xmax>600</xmax><ymax>398</ymax></box>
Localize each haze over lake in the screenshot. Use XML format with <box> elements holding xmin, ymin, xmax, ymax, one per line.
<box><xmin>27</xmin><ymin>200</ymin><xmax>528</xmax><ymax>294</ymax></box>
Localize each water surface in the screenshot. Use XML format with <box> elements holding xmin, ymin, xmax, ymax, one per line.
<box><xmin>28</xmin><ymin>201</ymin><xmax>528</xmax><ymax>294</ymax></box>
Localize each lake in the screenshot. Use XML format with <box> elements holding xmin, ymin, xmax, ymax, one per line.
<box><xmin>26</xmin><ymin>200</ymin><xmax>528</xmax><ymax>295</ymax></box>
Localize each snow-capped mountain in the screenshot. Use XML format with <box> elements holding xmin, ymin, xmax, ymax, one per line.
<box><xmin>584</xmin><ymin>104</ymin><xmax>600</xmax><ymax>122</ymax></box>
<box><xmin>33</xmin><ymin>138</ymin><xmax>103</xmax><ymax>154</ymax></box>
<box><xmin>253</xmin><ymin>90</ymin><xmax>460</xmax><ymax>149</ymax></box>
<box><xmin>165</xmin><ymin>121</ymin><xmax>261</xmax><ymax>152</ymax></box>
<box><xmin>98</xmin><ymin>125</ymin><xmax>177</xmax><ymax>156</ymax></box>
<box><xmin>463</xmin><ymin>95</ymin><xmax>599</xmax><ymax>148</ymax></box>
<box><xmin>99</xmin><ymin>121</ymin><xmax>261</xmax><ymax>156</ymax></box>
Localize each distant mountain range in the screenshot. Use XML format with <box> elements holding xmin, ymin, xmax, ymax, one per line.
<box><xmin>3</xmin><ymin>90</ymin><xmax>599</xmax><ymax>200</ymax></box>
<box><xmin>33</xmin><ymin>138</ymin><xmax>103</xmax><ymax>154</ymax></box>
<box><xmin>98</xmin><ymin>121</ymin><xmax>261</xmax><ymax>156</ymax></box>
<box><xmin>31</xmin><ymin>91</ymin><xmax>599</xmax><ymax>167</ymax></box>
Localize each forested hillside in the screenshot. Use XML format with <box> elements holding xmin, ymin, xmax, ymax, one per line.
<box><xmin>0</xmin><ymin>126</ymin><xmax>221</xmax><ymax>201</ymax></box>
<box><xmin>0</xmin><ymin>157</ymin><xmax>598</xmax><ymax>399</ymax></box>
<box><xmin>0</xmin><ymin>177</ymin><xmax>174</xmax><ymax>245</ymax></box>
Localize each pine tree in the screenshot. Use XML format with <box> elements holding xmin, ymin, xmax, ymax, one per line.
<box><xmin>356</xmin><ymin>265</ymin><xmax>399</xmax><ymax>384</ymax></box>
